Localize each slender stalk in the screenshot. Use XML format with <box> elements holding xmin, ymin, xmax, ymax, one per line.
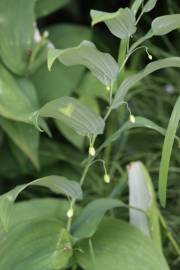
<box><xmin>89</xmin><ymin>239</ymin><xmax>96</xmax><ymax>270</ymax></box>
<box><xmin>117</xmin><ymin>38</ymin><xmax>129</xmax><ymax>85</ymax></box>
<box><xmin>136</xmin><ymin>10</ymin><xmax>144</xmax><ymax>24</ymax></box>
<box><xmin>103</xmin><ymin>113</ymin><xmax>114</xmax><ymax>166</ymax></box>
<box><xmin>159</xmin><ymin>212</ymin><xmax>180</xmax><ymax>257</ymax></box>
<box><xmin>66</xmin><ymin>101</ymin><xmax>114</xmax><ymax>232</ymax></box>
<box><xmin>66</xmin><ymin>163</ymin><xmax>91</xmax><ymax>232</ymax></box>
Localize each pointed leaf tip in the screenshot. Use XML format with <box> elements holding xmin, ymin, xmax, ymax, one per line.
<box><xmin>47</xmin><ymin>41</ymin><xmax>118</xmax><ymax>86</ymax></box>
<box><xmin>47</xmin><ymin>48</ymin><xmax>60</xmax><ymax>71</ymax></box>
<box><xmin>158</xmin><ymin>95</ymin><xmax>180</xmax><ymax>208</ymax></box>
<box><xmin>90</xmin><ymin>8</ymin><xmax>136</xmax><ymax>39</ymax></box>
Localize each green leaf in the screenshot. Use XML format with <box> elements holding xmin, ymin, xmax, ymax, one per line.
<box><xmin>76</xmin><ymin>72</ymin><xmax>108</xmax><ymax>102</ymax></box>
<box><xmin>55</xmin><ymin>120</ymin><xmax>84</xmax><ymax>149</ymax></box>
<box><xmin>35</xmin><ymin>0</ymin><xmax>70</xmax><ymax>18</ymax></box>
<box><xmin>72</xmin><ymin>198</ymin><xmax>125</xmax><ymax>240</ymax></box>
<box><xmin>0</xmin><ymin>209</ymin><xmax>73</xmax><ymax>269</ymax></box>
<box><xmin>38</xmin><ymin>97</ymin><xmax>105</xmax><ymax>136</ymax></box>
<box><xmin>128</xmin><ymin>161</ymin><xmax>161</xmax><ymax>250</ymax></box>
<box><xmin>31</xmin><ymin>24</ymin><xmax>91</xmax><ymax>106</ymax></box>
<box><xmin>32</xmin><ymin>24</ymin><xmax>91</xmax><ymax>107</ymax></box>
<box><xmin>0</xmin><ymin>64</ymin><xmax>35</xmax><ymax>122</ymax></box>
<box><xmin>0</xmin><ymin>77</ymin><xmax>40</xmax><ymax>168</ymax></box>
<box><xmin>0</xmin><ymin>175</ymin><xmax>82</xmax><ymax>231</ymax></box>
<box><xmin>15</xmin><ymin>77</ymin><xmax>50</xmax><ymax>135</ymax></box>
<box><xmin>152</xmin><ymin>14</ymin><xmax>180</xmax><ymax>36</ymax></box>
<box><xmin>91</xmin><ymin>8</ymin><xmax>136</xmax><ymax>39</ymax></box>
<box><xmin>48</xmin><ymin>24</ymin><xmax>92</xmax><ymax>50</ymax></box>
<box><xmin>0</xmin><ymin>0</ymin><xmax>36</xmax><ymax>75</ymax></box>
<box><xmin>9</xmin><ymin>199</ymin><xmax>72</xmax><ymax>227</ymax></box>
<box><xmin>159</xmin><ymin>95</ymin><xmax>180</xmax><ymax>207</ymax></box>
<box><xmin>99</xmin><ymin>116</ymin><xmax>165</xmax><ymax>153</ymax></box>
<box><xmin>0</xmin><ymin>118</ymin><xmax>39</xmax><ymax>168</ymax></box>
<box><xmin>16</xmin><ymin>78</ymin><xmax>39</xmax><ymax>109</ymax></box>
<box><xmin>39</xmin><ymin>25</ymin><xmax>91</xmax><ymax>147</ymax></box>
<box><xmin>112</xmin><ymin>57</ymin><xmax>180</xmax><ymax>109</ymax></box>
<box><xmin>48</xmin><ymin>41</ymin><xmax>118</xmax><ymax>86</ymax></box>
<box><xmin>0</xmin><ymin>198</ymin><xmax>80</xmax><ymax>233</ymax></box>
<box><xmin>77</xmin><ymin>218</ymin><xmax>169</xmax><ymax>270</ymax></box>
<box><xmin>129</xmin><ymin>30</ymin><xmax>153</xmax><ymax>52</ymax></box>
<box><xmin>0</xmin><ymin>199</ymin><xmax>80</xmax><ymax>269</ymax></box>
<box><xmin>143</xmin><ymin>0</ymin><xmax>157</xmax><ymax>13</ymax></box>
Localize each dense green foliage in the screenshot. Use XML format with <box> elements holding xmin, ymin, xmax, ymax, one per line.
<box><xmin>0</xmin><ymin>0</ymin><xmax>180</xmax><ymax>269</ymax></box>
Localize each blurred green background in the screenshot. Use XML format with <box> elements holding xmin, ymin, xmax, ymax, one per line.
<box><xmin>0</xmin><ymin>0</ymin><xmax>179</xmax><ymax>268</ymax></box>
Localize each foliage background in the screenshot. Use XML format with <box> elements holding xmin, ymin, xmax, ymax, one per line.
<box><xmin>0</xmin><ymin>0</ymin><xmax>179</xmax><ymax>269</ymax></box>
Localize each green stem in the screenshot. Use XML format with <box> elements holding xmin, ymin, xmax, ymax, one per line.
<box><xmin>136</xmin><ymin>10</ymin><xmax>144</xmax><ymax>24</ymax></box>
<box><xmin>103</xmin><ymin>113</ymin><xmax>114</xmax><ymax>166</ymax></box>
<box><xmin>66</xmin><ymin>38</ymin><xmax>130</xmax><ymax>233</ymax></box>
<box><xmin>66</xmin><ymin>162</ymin><xmax>91</xmax><ymax>232</ymax></box>
<box><xmin>118</xmin><ymin>39</ymin><xmax>128</xmax><ymax>65</ymax></box>
<box><xmin>104</xmin><ymin>107</ymin><xmax>112</xmax><ymax>121</ymax></box>
<box><xmin>89</xmin><ymin>239</ymin><xmax>96</xmax><ymax>270</ymax></box>
<box><xmin>118</xmin><ymin>38</ymin><xmax>129</xmax><ymax>85</ymax></box>
<box><xmin>66</xmin><ymin>103</ymin><xmax>114</xmax><ymax>232</ymax></box>
<box><xmin>159</xmin><ymin>212</ymin><xmax>180</xmax><ymax>257</ymax></box>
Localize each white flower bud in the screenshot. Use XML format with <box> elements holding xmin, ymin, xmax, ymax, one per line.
<box><xmin>89</xmin><ymin>146</ymin><xmax>96</xmax><ymax>156</ymax></box>
<box><xmin>104</xmin><ymin>174</ymin><xmax>110</xmax><ymax>183</ymax></box>
<box><xmin>106</xmin><ymin>85</ymin><xmax>111</xmax><ymax>91</ymax></box>
<box><xmin>67</xmin><ymin>208</ymin><xmax>74</xmax><ymax>218</ymax></box>
<box><xmin>43</xmin><ymin>30</ymin><xmax>49</xmax><ymax>38</ymax></box>
<box><xmin>129</xmin><ymin>114</ymin><xmax>136</xmax><ymax>123</ymax></box>
<box><xmin>148</xmin><ymin>54</ymin><xmax>152</xmax><ymax>60</ymax></box>
<box><xmin>34</xmin><ymin>28</ymin><xmax>41</xmax><ymax>43</ymax></box>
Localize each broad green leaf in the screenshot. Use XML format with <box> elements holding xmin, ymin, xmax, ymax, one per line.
<box><xmin>10</xmin><ymin>199</ymin><xmax>73</xmax><ymax>226</ymax></box>
<box><xmin>0</xmin><ymin>77</ymin><xmax>40</xmax><ymax>167</ymax></box>
<box><xmin>41</xmin><ymin>24</ymin><xmax>91</xmax><ymax>149</ymax></box>
<box><xmin>0</xmin><ymin>0</ymin><xmax>36</xmax><ymax>75</ymax></box>
<box><xmin>98</xmin><ymin>116</ymin><xmax>165</xmax><ymax>153</ymax></box>
<box><xmin>143</xmin><ymin>0</ymin><xmax>157</xmax><ymax>13</ymax></box>
<box><xmin>31</xmin><ymin>24</ymin><xmax>91</xmax><ymax>106</ymax></box>
<box><xmin>55</xmin><ymin>120</ymin><xmax>84</xmax><ymax>149</ymax></box>
<box><xmin>79</xmin><ymin>95</ymin><xmax>100</xmax><ymax>114</ymax></box>
<box><xmin>48</xmin><ymin>24</ymin><xmax>91</xmax><ymax>49</ymax></box>
<box><xmin>131</xmin><ymin>0</ymin><xmax>144</xmax><ymax>15</ymax></box>
<box><xmin>129</xmin><ymin>30</ymin><xmax>153</xmax><ymax>52</ymax></box>
<box><xmin>48</xmin><ymin>41</ymin><xmax>118</xmax><ymax>86</ymax></box>
<box><xmin>76</xmin><ymin>72</ymin><xmax>108</xmax><ymax>102</ymax></box>
<box><xmin>128</xmin><ymin>161</ymin><xmax>161</xmax><ymax>250</ymax></box>
<box><xmin>38</xmin><ymin>97</ymin><xmax>105</xmax><ymax>136</ymax></box>
<box><xmin>0</xmin><ymin>64</ymin><xmax>35</xmax><ymax>122</ymax></box>
<box><xmin>0</xmin><ymin>218</ymin><xmax>73</xmax><ymax>270</ymax></box>
<box><xmin>72</xmin><ymin>198</ymin><xmax>125</xmax><ymax>240</ymax></box>
<box><xmin>0</xmin><ymin>199</ymin><xmax>75</xmax><ymax>269</ymax></box>
<box><xmin>0</xmin><ymin>175</ymin><xmax>82</xmax><ymax>230</ymax></box>
<box><xmin>77</xmin><ymin>218</ymin><xmax>169</xmax><ymax>270</ymax></box>
<box><xmin>152</xmin><ymin>14</ymin><xmax>180</xmax><ymax>36</ymax></box>
<box><xmin>0</xmin><ymin>199</ymin><xmax>81</xmax><ymax>269</ymax></box>
<box><xmin>35</xmin><ymin>0</ymin><xmax>70</xmax><ymax>18</ymax></box>
<box><xmin>90</xmin><ymin>8</ymin><xmax>137</xmax><ymax>39</ymax></box>
<box><xmin>0</xmin><ymin>118</ymin><xmax>39</xmax><ymax>168</ymax></box>
<box><xmin>32</xmin><ymin>25</ymin><xmax>91</xmax><ymax>106</ymax></box>
<box><xmin>16</xmin><ymin>78</ymin><xmax>39</xmax><ymax>110</ymax></box>
<box><xmin>112</xmin><ymin>57</ymin><xmax>180</xmax><ymax>109</ymax></box>
<box><xmin>15</xmin><ymin>77</ymin><xmax>50</xmax><ymax>135</ymax></box>
<box><xmin>159</xmin><ymin>95</ymin><xmax>180</xmax><ymax>207</ymax></box>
